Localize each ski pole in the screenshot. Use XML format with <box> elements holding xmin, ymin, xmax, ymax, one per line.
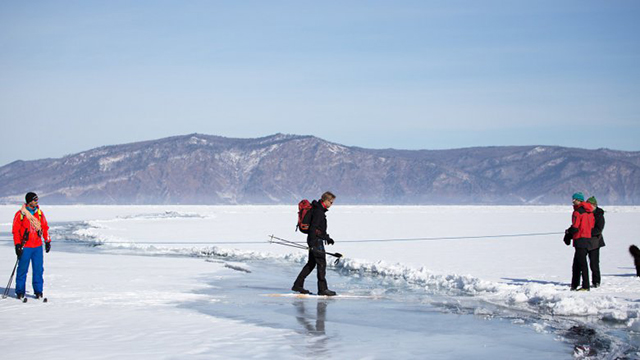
<box><xmin>3</xmin><ymin>230</ymin><xmax>29</xmax><ymax>299</ymax></box>
<box><xmin>269</xmin><ymin>235</ymin><xmax>308</xmax><ymax>249</ymax></box>
<box><xmin>2</xmin><ymin>257</ymin><xmax>19</xmax><ymax>299</ymax></box>
<box><xmin>269</xmin><ymin>235</ymin><xmax>344</xmax><ymax>264</ymax></box>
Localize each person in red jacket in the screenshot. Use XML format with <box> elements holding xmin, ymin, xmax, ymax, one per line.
<box><xmin>12</xmin><ymin>192</ymin><xmax>51</xmax><ymax>299</ymax></box>
<box><xmin>564</xmin><ymin>192</ymin><xmax>595</xmax><ymax>291</ymax></box>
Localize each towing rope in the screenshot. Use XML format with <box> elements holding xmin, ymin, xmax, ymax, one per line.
<box><xmin>337</xmin><ymin>231</ymin><xmax>564</xmax><ymax>243</ymax></box>
<box><xmin>0</xmin><ymin>231</ymin><xmax>563</xmax><ymax>245</ymax></box>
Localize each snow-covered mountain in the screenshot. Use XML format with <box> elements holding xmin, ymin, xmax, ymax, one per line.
<box><xmin>1</xmin><ymin>133</ymin><xmax>638</xmax><ymax>204</ymax></box>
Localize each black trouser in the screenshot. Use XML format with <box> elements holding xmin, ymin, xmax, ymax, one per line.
<box><xmin>571</xmin><ymin>247</ymin><xmax>590</xmax><ymax>289</ymax></box>
<box><xmin>587</xmin><ymin>248</ymin><xmax>601</xmax><ymax>286</ymax></box>
<box><xmin>293</xmin><ymin>246</ymin><xmax>328</xmax><ymax>292</ymax></box>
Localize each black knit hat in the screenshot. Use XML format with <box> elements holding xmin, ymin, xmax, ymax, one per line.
<box><xmin>25</xmin><ymin>192</ymin><xmax>38</xmax><ymax>204</ymax></box>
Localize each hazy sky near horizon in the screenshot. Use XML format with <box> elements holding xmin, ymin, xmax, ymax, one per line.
<box><xmin>1</xmin><ymin>1</ymin><xmax>639</xmax><ymax>166</ymax></box>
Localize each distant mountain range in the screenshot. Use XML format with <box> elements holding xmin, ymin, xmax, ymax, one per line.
<box><xmin>1</xmin><ymin>133</ymin><xmax>638</xmax><ymax>205</ymax></box>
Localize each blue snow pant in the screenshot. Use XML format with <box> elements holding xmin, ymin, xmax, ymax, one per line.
<box><xmin>16</xmin><ymin>246</ymin><xmax>44</xmax><ymax>295</ymax></box>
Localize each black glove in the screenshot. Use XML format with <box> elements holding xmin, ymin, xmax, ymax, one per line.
<box><xmin>326</xmin><ymin>238</ymin><xmax>334</xmax><ymax>245</ymax></box>
<box><xmin>15</xmin><ymin>244</ymin><xmax>23</xmax><ymax>258</ymax></box>
<box><xmin>563</xmin><ymin>231</ymin><xmax>572</xmax><ymax>246</ymax></box>
<box><xmin>45</xmin><ymin>242</ymin><xmax>51</xmax><ymax>253</ymax></box>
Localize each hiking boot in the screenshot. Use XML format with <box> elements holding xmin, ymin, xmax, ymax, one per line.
<box><xmin>318</xmin><ymin>289</ymin><xmax>337</xmax><ymax>296</ymax></box>
<box><xmin>16</xmin><ymin>293</ymin><xmax>24</xmax><ymax>300</ymax></box>
<box><xmin>570</xmin><ymin>287</ymin><xmax>577</xmax><ymax>291</ymax></box>
<box><xmin>592</xmin><ymin>283</ymin><xmax>600</xmax><ymax>289</ymax></box>
<box><xmin>291</xmin><ymin>286</ymin><xmax>311</xmax><ymax>294</ymax></box>
<box><xmin>35</xmin><ymin>292</ymin><xmax>43</xmax><ymax>299</ymax></box>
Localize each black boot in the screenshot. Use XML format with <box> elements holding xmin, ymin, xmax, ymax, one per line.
<box><xmin>291</xmin><ymin>286</ymin><xmax>311</xmax><ymax>294</ymax></box>
<box><xmin>318</xmin><ymin>289</ymin><xmax>337</xmax><ymax>296</ymax></box>
<box><xmin>35</xmin><ymin>292</ymin><xmax>43</xmax><ymax>299</ymax></box>
<box><xmin>16</xmin><ymin>293</ymin><xmax>24</xmax><ymax>300</ymax></box>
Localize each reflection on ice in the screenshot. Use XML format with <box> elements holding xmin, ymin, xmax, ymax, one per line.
<box><xmin>294</xmin><ymin>300</ymin><xmax>330</xmax><ymax>357</ymax></box>
<box><xmin>294</xmin><ymin>300</ymin><xmax>327</xmax><ymax>337</ymax></box>
<box><xmin>183</xmin><ymin>261</ymin><xmax>572</xmax><ymax>359</ymax></box>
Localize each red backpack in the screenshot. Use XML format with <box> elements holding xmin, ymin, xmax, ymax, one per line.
<box><xmin>296</xmin><ymin>200</ymin><xmax>313</xmax><ymax>233</ymax></box>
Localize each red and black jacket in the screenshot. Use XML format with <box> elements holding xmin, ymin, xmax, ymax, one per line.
<box><xmin>567</xmin><ymin>201</ymin><xmax>595</xmax><ymax>248</ymax></box>
<box><xmin>12</xmin><ymin>206</ymin><xmax>50</xmax><ymax>248</ymax></box>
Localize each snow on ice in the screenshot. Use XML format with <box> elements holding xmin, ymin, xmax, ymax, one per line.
<box><xmin>1</xmin><ymin>205</ymin><xmax>639</xmax><ymax>359</ymax></box>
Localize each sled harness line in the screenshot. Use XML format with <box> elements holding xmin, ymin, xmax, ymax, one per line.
<box><xmin>269</xmin><ymin>235</ymin><xmax>343</xmax><ymax>265</ymax></box>
<box><xmin>0</xmin><ymin>231</ymin><xmax>564</xmax><ymax>245</ymax></box>
<box><xmin>268</xmin><ymin>231</ymin><xmax>564</xmax><ymax>247</ymax></box>
<box><xmin>335</xmin><ymin>231</ymin><xmax>564</xmax><ymax>243</ymax></box>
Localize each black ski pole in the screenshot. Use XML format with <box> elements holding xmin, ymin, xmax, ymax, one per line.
<box><xmin>3</xmin><ymin>230</ymin><xmax>29</xmax><ymax>299</ymax></box>
<box><xmin>269</xmin><ymin>235</ymin><xmax>308</xmax><ymax>249</ymax></box>
<box><xmin>2</xmin><ymin>258</ymin><xmax>19</xmax><ymax>299</ymax></box>
<box><xmin>269</xmin><ymin>235</ymin><xmax>344</xmax><ymax>264</ymax></box>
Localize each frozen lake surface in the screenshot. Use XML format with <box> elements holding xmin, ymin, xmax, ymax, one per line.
<box><xmin>1</xmin><ymin>205</ymin><xmax>639</xmax><ymax>359</ymax></box>
<box><xmin>187</xmin><ymin>259</ymin><xmax>570</xmax><ymax>359</ymax></box>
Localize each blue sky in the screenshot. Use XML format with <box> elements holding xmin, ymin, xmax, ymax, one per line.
<box><xmin>1</xmin><ymin>0</ymin><xmax>639</xmax><ymax>166</ymax></box>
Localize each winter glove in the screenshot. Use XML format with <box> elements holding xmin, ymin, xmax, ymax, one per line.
<box><xmin>326</xmin><ymin>238</ymin><xmax>335</xmax><ymax>245</ymax></box>
<box><xmin>45</xmin><ymin>242</ymin><xmax>51</xmax><ymax>253</ymax></box>
<box><xmin>15</xmin><ymin>244</ymin><xmax>23</xmax><ymax>258</ymax></box>
<box><xmin>563</xmin><ymin>230</ymin><xmax>572</xmax><ymax>246</ymax></box>
<box><xmin>566</xmin><ymin>227</ymin><xmax>578</xmax><ymax>236</ymax></box>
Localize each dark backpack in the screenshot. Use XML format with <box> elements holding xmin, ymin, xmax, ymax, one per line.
<box><xmin>296</xmin><ymin>200</ymin><xmax>313</xmax><ymax>233</ymax></box>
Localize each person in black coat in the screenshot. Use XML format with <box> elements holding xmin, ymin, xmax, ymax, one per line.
<box><xmin>292</xmin><ymin>191</ymin><xmax>337</xmax><ymax>296</ymax></box>
<box><xmin>586</xmin><ymin>196</ymin><xmax>605</xmax><ymax>288</ymax></box>
<box><xmin>630</xmin><ymin>245</ymin><xmax>640</xmax><ymax>277</ymax></box>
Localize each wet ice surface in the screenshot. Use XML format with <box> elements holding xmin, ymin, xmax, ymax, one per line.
<box><xmin>5</xmin><ymin>205</ymin><xmax>640</xmax><ymax>359</ymax></box>
<box><xmin>185</xmin><ymin>260</ymin><xmax>571</xmax><ymax>359</ymax></box>
<box><xmin>44</xmin><ymin>217</ymin><xmax>640</xmax><ymax>359</ymax></box>
<box><xmin>0</xmin><ymin>229</ymin><xmax>631</xmax><ymax>359</ymax></box>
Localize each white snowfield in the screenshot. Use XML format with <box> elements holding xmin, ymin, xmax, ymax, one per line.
<box><xmin>1</xmin><ymin>205</ymin><xmax>639</xmax><ymax>359</ymax></box>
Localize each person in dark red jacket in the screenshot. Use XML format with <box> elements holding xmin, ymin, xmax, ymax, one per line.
<box><xmin>564</xmin><ymin>192</ymin><xmax>595</xmax><ymax>291</ymax></box>
<box><xmin>292</xmin><ymin>191</ymin><xmax>337</xmax><ymax>296</ymax></box>
<box><xmin>12</xmin><ymin>192</ymin><xmax>51</xmax><ymax>299</ymax></box>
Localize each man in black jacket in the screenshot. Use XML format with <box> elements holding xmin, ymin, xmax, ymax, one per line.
<box><xmin>630</xmin><ymin>245</ymin><xmax>640</xmax><ymax>277</ymax></box>
<box><xmin>292</xmin><ymin>191</ymin><xmax>337</xmax><ymax>296</ymax></box>
<box><xmin>587</xmin><ymin>196</ymin><xmax>605</xmax><ymax>288</ymax></box>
